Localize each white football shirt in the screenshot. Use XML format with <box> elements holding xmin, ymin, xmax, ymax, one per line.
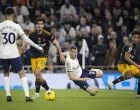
<box><xmin>65</xmin><ymin>52</ymin><xmax>82</xmax><ymax>77</ymax></box>
<box><xmin>0</xmin><ymin>20</ymin><xmax>24</xmax><ymax>59</ymax></box>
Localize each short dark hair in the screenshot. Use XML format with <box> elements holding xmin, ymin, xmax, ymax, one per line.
<box><xmin>131</xmin><ymin>30</ymin><xmax>140</xmax><ymax>36</ymax></box>
<box><xmin>5</xmin><ymin>7</ymin><xmax>14</xmax><ymax>16</ymax></box>
<box><xmin>35</xmin><ymin>18</ymin><xmax>45</xmax><ymax>24</ymax></box>
<box><xmin>70</xmin><ymin>45</ymin><xmax>77</xmax><ymax>50</ymax></box>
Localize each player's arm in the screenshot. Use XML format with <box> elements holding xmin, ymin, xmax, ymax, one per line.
<box><xmin>21</xmin><ymin>34</ymin><xmax>43</xmax><ymax>52</ymax></box>
<box><xmin>52</xmin><ymin>39</ymin><xmax>65</xmax><ymax>63</ymax></box>
<box><xmin>68</xmin><ymin>71</ymin><xmax>90</xmax><ymax>81</ymax></box>
<box><xmin>124</xmin><ymin>45</ymin><xmax>139</xmax><ymax>68</ymax></box>
<box><xmin>17</xmin><ymin>25</ymin><xmax>43</xmax><ymax>52</ymax></box>
<box><xmin>19</xmin><ymin>41</ymin><xmax>29</xmax><ymax>55</ymax></box>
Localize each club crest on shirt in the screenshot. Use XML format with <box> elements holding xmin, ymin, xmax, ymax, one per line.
<box><xmin>38</xmin><ymin>38</ymin><xmax>41</xmax><ymax>43</ymax></box>
<box><xmin>43</xmin><ymin>38</ymin><xmax>46</xmax><ymax>42</ymax></box>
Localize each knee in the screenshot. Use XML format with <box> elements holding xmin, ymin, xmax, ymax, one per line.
<box><xmin>87</xmin><ymin>88</ymin><xmax>96</xmax><ymax>96</ymax></box>
<box><xmin>35</xmin><ymin>74</ymin><xmax>41</xmax><ymax>79</ymax></box>
<box><xmin>125</xmin><ymin>71</ymin><xmax>133</xmax><ymax>79</ymax></box>
<box><xmin>89</xmin><ymin>91</ymin><xmax>96</xmax><ymax>96</ymax></box>
<box><xmin>35</xmin><ymin>71</ymin><xmax>42</xmax><ymax>79</ymax></box>
<box><xmin>18</xmin><ymin>69</ymin><xmax>25</xmax><ymax>78</ymax></box>
<box><xmin>96</xmin><ymin>69</ymin><xmax>103</xmax><ymax>78</ymax></box>
<box><xmin>98</xmin><ymin>70</ymin><xmax>103</xmax><ymax>77</ymax></box>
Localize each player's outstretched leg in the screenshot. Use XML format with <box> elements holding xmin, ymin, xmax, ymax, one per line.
<box><xmin>107</xmin><ymin>82</ymin><xmax>114</xmax><ymax>90</ymax></box>
<box><xmin>136</xmin><ymin>79</ymin><xmax>140</xmax><ymax>99</ymax></box>
<box><xmin>108</xmin><ymin>71</ymin><xmax>132</xmax><ymax>90</ymax></box>
<box><xmin>108</xmin><ymin>76</ymin><xmax>125</xmax><ymax>90</ymax></box>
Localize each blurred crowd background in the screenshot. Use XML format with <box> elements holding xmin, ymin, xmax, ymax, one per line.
<box><xmin>0</xmin><ymin>0</ymin><xmax>140</xmax><ymax>73</ymax></box>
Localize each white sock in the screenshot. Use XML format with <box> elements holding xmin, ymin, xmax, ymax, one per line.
<box><xmin>4</xmin><ymin>77</ymin><xmax>11</xmax><ymax>96</ymax></box>
<box><xmin>21</xmin><ymin>77</ymin><xmax>29</xmax><ymax>97</ymax></box>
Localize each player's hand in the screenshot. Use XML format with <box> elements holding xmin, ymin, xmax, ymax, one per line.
<box><xmin>19</xmin><ymin>47</ymin><xmax>24</xmax><ymax>55</ymax></box>
<box><xmin>60</xmin><ymin>54</ymin><xmax>65</xmax><ymax>63</ymax></box>
<box><xmin>39</xmin><ymin>47</ymin><xmax>44</xmax><ymax>53</ymax></box>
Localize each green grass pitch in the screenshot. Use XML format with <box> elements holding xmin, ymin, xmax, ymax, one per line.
<box><xmin>0</xmin><ymin>89</ymin><xmax>140</xmax><ymax>110</ymax></box>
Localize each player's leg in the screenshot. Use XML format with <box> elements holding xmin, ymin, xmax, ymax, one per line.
<box><xmin>135</xmin><ymin>73</ymin><xmax>140</xmax><ymax>98</ymax></box>
<box><xmin>1</xmin><ymin>59</ymin><xmax>12</xmax><ymax>102</ymax></box>
<box><xmin>37</xmin><ymin>58</ymin><xmax>49</xmax><ymax>90</ymax></box>
<box><xmin>94</xmin><ymin>69</ymin><xmax>103</xmax><ymax>88</ymax></box>
<box><xmin>85</xmin><ymin>69</ymin><xmax>103</xmax><ymax>88</ymax></box>
<box><xmin>80</xmin><ymin>69</ymin><xmax>102</xmax><ymax>91</ymax></box>
<box><xmin>36</xmin><ymin>68</ymin><xmax>49</xmax><ymax>91</ymax></box>
<box><xmin>33</xmin><ymin>58</ymin><xmax>49</xmax><ymax>98</ymax></box>
<box><xmin>4</xmin><ymin>71</ymin><xmax>12</xmax><ymax>102</ymax></box>
<box><xmin>83</xmin><ymin>69</ymin><xmax>102</xmax><ymax>88</ymax></box>
<box><xmin>137</xmin><ymin>79</ymin><xmax>140</xmax><ymax>98</ymax></box>
<box><xmin>93</xmin><ymin>69</ymin><xmax>103</xmax><ymax>78</ymax></box>
<box><xmin>31</xmin><ymin>58</ymin><xmax>40</xmax><ymax>98</ymax></box>
<box><xmin>108</xmin><ymin>64</ymin><xmax>133</xmax><ymax>90</ymax></box>
<box><xmin>11</xmin><ymin>57</ymin><xmax>33</xmax><ymax>102</ymax></box>
<box><xmin>131</xmin><ymin>66</ymin><xmax>140</xmax><ymax>98</ymax></box>
<box><xmin>73</xmin><ymin>80</ymin><xmax>97</xmax><ymax>96</ymax></box>
<box><xmin>136</xmin><ymin>79</ymin><xmax>140</xmax><ymax>98</ymax></box>
<box><xmin>86</xmin><ymin>69</ymin><xmax>103</xmax><ymax>79</ymax></box>
<box><xmin>86</xmin><ymin>86</ymin><xmax>99</xmax><ymax>96</ymax></box>
<box><xmin>112</xmin><ymin>70</ymin><xmax>132</xmax><ymax>84</ymax></box>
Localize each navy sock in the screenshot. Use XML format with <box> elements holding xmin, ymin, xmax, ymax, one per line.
<box><xmin>112</xmin><ymin>76</ymin><xmax>125</xmax><ymax>85</ymax></box>
<box><xmin>35</xmin><ymin>81</ymin><xmax>41</xmax><ymax>93</ymax></box>
<box><xmin>137</xmin><ymin>80</ymin><xmax>140</xmax><ymax>95</ymax></box>
<box><xmin>41</xmin><ymin>79</ymin><xmax>49</xmax><ymax>91</ymax></box>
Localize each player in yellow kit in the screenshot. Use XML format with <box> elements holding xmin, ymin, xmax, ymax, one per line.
<box><xmin>28</xmin><ymin>18</ymin><xmax>65</xmax><ymax>98</ymax></box>
<box><xmin>108</xmin><ymin>30</ymin><xmax>140</xmax><ymax>98</ymax></box>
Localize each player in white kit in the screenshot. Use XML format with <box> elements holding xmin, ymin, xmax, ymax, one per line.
<box><xmin>64</xmin><ymin>46</ymin><xmax>103</xmax><ymax>96</ymax></box>
<box><xmin>0</xmin><ymin>7</ymin><xmax>43</xmax><ymax>102</ymax></box>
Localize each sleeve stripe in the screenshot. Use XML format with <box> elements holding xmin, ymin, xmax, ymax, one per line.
<box><xmin>43</xmin><ymin>30</ymin><xmax>51</xmax><ymax>35</ymax></box>
<box><xmin>28</xmin><ymin>29</ymin><xmax>36</xmax><ymax>34</ymax></box>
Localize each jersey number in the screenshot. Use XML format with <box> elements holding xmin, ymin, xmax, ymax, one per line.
<box><xmin>2</xmin><ymin>32</ymin><xmax>16</xmax><ymax>44</ymax></box>
<box><xmin>89</xmin><ymin>70</ymin><xmax>95</xmax><ymax>75</ymax></box>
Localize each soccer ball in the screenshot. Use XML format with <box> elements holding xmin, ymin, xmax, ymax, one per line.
<box><xmin>45</xmin><ymin>90</ymin><xmax>56</xmax><ymax>101</ymax></box>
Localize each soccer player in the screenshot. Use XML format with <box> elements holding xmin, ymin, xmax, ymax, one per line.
<box><xmin>64</xmin><ymin>46</ymin><xmax>103</xmax><ymax>95</ymax></box>
<box><xmin>136</xmin><ymin>30</ymin><xmax>140</xmax><ymax>98</ymax></box>
<box><xmin>27</xmin><ymin>18</ymin><xmax>65</xmax><ymax>98</ymax></box>
<box><xmin>108</xmin><ymin>30</ymin><xmax>140</xmax><ymax>97</ymax></box>
<box><xmin>137</xmin><ymin>76</ymin><xmax>140</xmax><ymax>99</ymax></box>
<box><xmin>0</xmin><ymin>7</ymin><xmax>44</xmax><ymax>102</ymax></box>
